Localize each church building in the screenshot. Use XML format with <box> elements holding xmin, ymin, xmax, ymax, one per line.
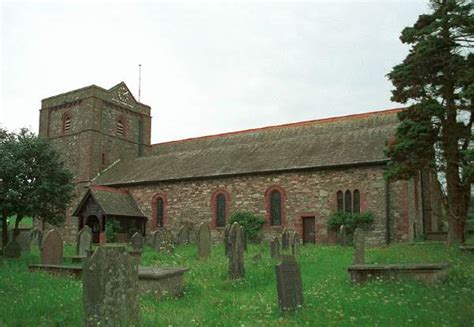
<box><xmin>38</xmin><ymin>82</ymin><xmax>444</xmax><ymax>245</ymax></box>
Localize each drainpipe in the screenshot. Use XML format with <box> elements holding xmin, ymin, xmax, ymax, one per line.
<box><xmin>385</xmin><ymin>179</ymin><xmax>391</xmax><ymax>245</ymax></box>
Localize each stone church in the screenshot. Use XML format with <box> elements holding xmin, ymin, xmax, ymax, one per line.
<box><xmin>39</xmin><ymin>82</ymin><xmax>444</xmax><ymax>245</ymax></box>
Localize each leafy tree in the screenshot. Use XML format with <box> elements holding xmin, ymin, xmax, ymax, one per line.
<box><xmin>386</xmin><ymin>0</ymin><xmax>473</xmax><ymax>245</ymax></box>
<box><xmin>0</xmin><ymin>128</ymin><xmax>74</xmax><ymax>248</ymax></box>
<box><xmin>229</xmin><ymin>211</ymin><xmax>265</xmax><ymax>242</ymax></box>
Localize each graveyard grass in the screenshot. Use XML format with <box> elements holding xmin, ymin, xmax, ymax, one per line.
<box><xmin>1</xmin><ymin>242</ymin><xmax>473</xmax><ymax>326</ymax></box>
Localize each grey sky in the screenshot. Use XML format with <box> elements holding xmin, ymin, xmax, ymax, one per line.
<box><xmin>1</xmin><ymin>0</ymin><xmax>427</xmax><ymax>143</ymax></box>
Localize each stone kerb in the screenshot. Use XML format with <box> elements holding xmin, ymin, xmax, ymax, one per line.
<box><xmin>130</xmin><ymin>232</ymin><xmax>145</xmax><ymax>252</ymax></box>
<box><xmin>83</xmin><ymin>245</ymin><xmax>139</xmax><ymax>326</ymax></box>
<box><xmin>41</xmin><ymin>229</ymin><xmax>63</xmax><ymax>265</ymax></box>
<box><xmin>197</xmin><ymin>222</ymin><xmax>211</xmax><ymax>259</ymax></box>
<box><xmin>76</xmin><ymin>226</ymin><xmax>92</xmax><ymax>256</ymax></box>
<box><xmin>275</xmin><ymin>255</ymin><xmax>304</xmax><ymax>312</ymax></box>
<box><xmin>228</xmin><ymin>222</ymin><xmax>245</xmax><ymax>279</ymax></box>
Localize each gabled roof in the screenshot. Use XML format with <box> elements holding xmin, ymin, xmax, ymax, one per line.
<box><xmin>72</xmin><ymin>185</ymin><xmax>146</xmax><ymax>218</ymax></box>
<box><xmin>94</xmin><ymin>108</ymin><xmax>402</xmax><ymax>186</ymax></box>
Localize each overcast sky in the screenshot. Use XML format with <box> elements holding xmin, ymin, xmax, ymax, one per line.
<box><xmin>1</xmin><ymin>0</ymin><xmax>427</xmax><ymax>143</ymax></box>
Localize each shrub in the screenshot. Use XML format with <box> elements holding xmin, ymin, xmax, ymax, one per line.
<box><xmin>327</xmin><ymin>211</ymin><xmax>374</xmax><ymax>232</ymax></box>
<box><xmin>229</xmin><ymin>211</ymin><xmax>265</xmax><ymax>242</ymax></box>
<box><xmin>105</xmin><ymin>219</ymin><xmax>121</xmax><ymax>242</ymax></box>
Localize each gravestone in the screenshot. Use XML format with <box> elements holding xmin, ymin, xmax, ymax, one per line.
<box><xmin>291</xmin><ymin>232</ymin><xmax>301</xmax><ymax>256</ymax></box>
<box><xmin>271</xmin><ymin>237</ymin><xmax>281</xmax><ymax>259</ymax></box>
<box><xmin>281</xmin><ymin>228</ymin><xmax>289</xmax><ymax>250</ymax></box>
<box><xmin>275</xmin><ymin>255</ymin><xmax>304</xmax><ymax>312</ymax></box>
<box><xmin>15</xmin><ymin>231</ymin><xmax>31</xmax><ymax>253</ymax></box>
<box><xmin>30</xmin><ymin>229</ymin><xmax>42</xmax><ymax>247</ymax></box>
<box><xmin>130</xmin><ymin>232</ymin><xmax>145</xmax><ymax>252</ymax></box>
<box><xmin>197</xmin><ymin>222</ymin><xmax>211</xmax><ymax>259</ymax></box>
<box><xmin>76</xmin><ymin>226</ymin><xmax>92</xmax><ymax>256</ymax></box>
<box><xmin>176</xmin><ymin>225</ymin><xmax>190</xmax><ymax>245</ymax></box>
<box><xmin>41</xmin><ymin>229</ymin><xmax>63</xmax><ymax>265</ymax></box>
<box><xmin>224</xmin><ymin>224</ymin><xmax>231</xmax><ymax>256</ymax></box>
<box><xmin>161</xmin><ymin>228</ymin><xmax>175</xmax><ymax>253</ymax></box>
<box><xmin>353</xmin><ymin>227</ymin><xmax>365</xmax><ymax>264</ymax></box>
<box><xmin>4</xmin><ymin>239</ymin><xmax>21</xmax><ymax>258</ymax></box>
<box><xmin>83</xmin><ymin>245</ymin><xmax>139</xmax><ymax>326</ymax></box>
<box><xmin>339</xmin><ymin>225</ymin><xmax>347</xmax><ymax>246</ymax></box>
<box><xmin>150</xmin><ymin>230</ymin><xmax>161</xmax><ymax>251</ymax></box>
<box><xmin>228</xmin><ymin>222</ymin><xmax>245</xmax><ymax>279</ymax></box>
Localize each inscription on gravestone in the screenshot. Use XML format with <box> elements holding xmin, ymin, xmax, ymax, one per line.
<box><xmin>275</xmin><ymin>255</ymin><xmax>304</xmax><ymax>312</ymax></box>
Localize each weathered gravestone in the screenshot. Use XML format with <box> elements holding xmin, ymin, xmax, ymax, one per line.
<box><xmin>83</xmin><ymin>245</ymin><xmax>139</xmax><ymax>326</ymax></box>
<box><xmin>275</xmin><ymin>255</ymin><xmax>304</xmax><ymax>312</ymax></box>
<box><xmin>150</xmin><ymin>230</ymin><xmax>161</xmax><ymax>250</ymax></box>
<box><xmin>224</xmin><ymin>224</ymin><xmax>231</xmax><ymax>256</ymax></box>
<box><xmin>228</xmin><ymin>222</ymin><xmax>245</xmax><ymax>279</ymax></box>
<box><xmin>130</xmin><ymin>232</ymin><xmax>145</xmax><ymax>252</ymax></box>
<box><xmin>161</xmin><ymin>228</ymin><xmax>175</xmax><ymax>253</ymax></box>
<box><xmin>176</xmin><ymin>225</ymin><xmax>191</xmax><ymax>245</ymax></box>
<box><xmin>4</xmin><ymin>239</ymin><xmax>22</xmax><ymax>258</ymax></box>
<box><xmin>353</xmin><ymin>227</ymin><xmax>365</xmax><ymax>264</ymax></box>
<box><xmin>30</xmin><ymin>229</ymin><xmax>42</xmax><ymax>247</ymax></box>
<box><xmin>197</xmin><ymin>222</ymin><xmax>211</xmax><ymax>259</ymax></box>
<box><xmin>281</xmin><ymin>228</ymin><xmax>290</xmax><ymax>250</ymax></box>
<box><xmin>271</xmin><ymin>237</ymin><xmax>281</xmax><ymax>259</ymax></box>
<box><xmin>291</xmin><ymin>232</ymin><xmax>301</xmax><ymax>256</ymax></box>
<box><xmin>339</xmin><ymin>225</ymin><xmax>347</xmax><ymax>246</ymax></box>
<box><xmin>15</xmin><ymin>230</ymin><xmax>31</xmax><ymax>253</ymax></box>
<box><xmin>41</xmin><ymin>229</ymin><xmax>63</xmax><ymax>265</ymax></box>
<box><xmin>76</xmin><ymin>226</ymin><xmax>92</xmax><ymax>256</ymax></box>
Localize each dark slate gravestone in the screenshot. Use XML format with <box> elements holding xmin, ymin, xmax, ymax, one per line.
<box><xmin>4</xmin><ymin>239</ymin><xmax>22</xmax><ymax>258</ymax></box>
<box><xmin>291</xmin><ymin>232</ymin><xmax>301</xmax><ymax>256</ymax></box>
<box><xmin>271</xmin><ymin>237</ymin><xmax>281</xmax><ymax>259</ymax></box>
<box><xmin>275</xmin><ymin>255</ymin><xmax>304</xmax><ymax>312</ymax></box>
<box><xmin>224</xmin><ymin>224</ymin><xmax>231</xmax><ymax>256</ymax></box>
<box><xmin>281</xmin><ymin>228</ymin><xmax>290</xmax><ymax>250</ymax></box>
<box><xmin>41</xmin><ymin>229</ymin><xmax>63</xmax><ymax>265</ymax></box>
<box><xmin>83</xmin><ymin>245</ymin><xmax>139</xmax><ymax>326</ymax></box>
<box><xmin>197</xmin><ymin>222</ymin><xmax>211</xmax><ymax>259</ymax></box>
<box><xmin>15</xmin><ymin>230</ymin><xmax>31</xmax><ymax>253</ymax></box>
<box><xmin>30</xmin><ymin>229</ymin><xmax>42</xmax><ymax>247</ymax></box>
<box><xmin>339</xmin><ymin>225</ymin><xmax>347</xmax><ymax>246</ymax></box>
<box><xmin>176</xmin><ymin>225</ymin><xmax>190</xmax><ymax>245</ymax></box>
<box><xmin>229</xmin><ymin>222</ymin><xmax>245</xmax><ymax>279</ymax></box>
<box><xmin>130</xmin><ymin>232</ymin><xmax>145</xmax><ymax>252</ymax></box>
<box><xmin>353</xmin><ymin>227</ymin><xmax>365</xmax><ymax>264</ymax></box>
<box><xmin>76</xmin><ymin>226</ymin><xmax>92</xmax><ymax>257</ymax></box>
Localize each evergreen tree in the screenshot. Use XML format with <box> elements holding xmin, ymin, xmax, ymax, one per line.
<box><xmin>386</xmin><ymin>0</ymin><xmax>473</xmax><ymax>245</ymax></box>
<box><xmin>0</xmin><ymin>128</ymin><xmax>74</xmax><ymax>248</ymax></box>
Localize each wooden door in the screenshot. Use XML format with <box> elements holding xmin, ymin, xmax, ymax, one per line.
<box><xmin>302</xmin><ymin>217</ymin><xmax>316</xmax><ymax>244</ymax></box>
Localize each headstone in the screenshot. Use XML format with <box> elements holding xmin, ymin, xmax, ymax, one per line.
<box><xmin>291</xmin><ymin>232</ymin><xmax>301</xmax><ymax>256</ymax></box>
<box><xmin>76</xmin><ymin>226</ymin><xmax>92</xmax><ymax>256</ymax></box>
<box><xmin>176</xmin><ymin>225</ymin><xmax>190</xmax><ymax>245</ymax></box>
<box><xmin>339</xmin><ymin>225</ymin><xmax>347</xmax><ymax>246</ymax></box>
<box><xmin>15</xmin><ymin>231</ymin><xmax>31</xmax><ymax>252</ymax></box>
<box><xmin>161</xmin><ymin>228</ymin><xmax>175</xmax><ymax>253</ymax></box>
<box><xmin>224</xmin><ymin>224</ymin><xmax>231</xmax><ymax>256</ymax></box>
<box><xmin>275</xmin><ymin>255</ymin><xmax>304</xmax><ymax>311</ymax></box>
<box><xmin>228</xmin><ymin>222</ymin><xmax>244</xmax><ymax>279</ymax></box>
<box><xmin>41</xmin><ymin>229</ymin><xmax>63</xmax><ymax>265</ymax></box>
<box><xmin>271</xmin><ymin>237</ymin><xmax>281</xmax><ymax>259</ymax></box>
<box><xmin>4</xmin><ymin>239</ymin><xmax>21</xmax><ymax>258</ymax></box>
<box><xmin>353</xmin><ymin>227</ymin><xmax>365</xmax><ymax>264</ymax></box>
<box><xmin>150</xmin><ymin>230</ymin><xmax>161</xmax><ymax>251</ymax></box>
<box><xmin>30</xmin><ymin>229</ymin><xmax>42</xmax><ymax>247</ymax></box>
<box><xmin>197</xmin><ymin>222</ymin><xmax>211</xmax><ymax>259</ymax></box>
<box><xmin>130</xmin><ymin>232</ymin><xmax>144</xmax><ymax>252</ymax></box>
<box><xmin>281</xmin><ymin>228</ymin><xmax>289</xmax><ymax>250</ymax></box>
<box><xmin>83</xmin><ymin>245</ymin><xmax>139</xmax><ymax>326</ymax></box>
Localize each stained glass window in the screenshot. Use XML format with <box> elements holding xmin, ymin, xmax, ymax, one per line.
<box><xmin>156</xmin><ymin>198</ymin><xmax>164</xmax><ymax>228</ymax></box>
<box><xmin>216</xmin><ymin>193</ymin><xmax>226</xmax><ymax>227</ymax></box>
<box><xmin>270</xmin><ymin>190</ymin><xmax>282</xmax><ymax>226</ymax></box>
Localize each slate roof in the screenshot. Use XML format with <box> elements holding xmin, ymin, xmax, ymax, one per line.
<box><xmin>72</xmin><ymin>186</ymin><xmax>146</xmax><ymax>218</ymax></box>
<box><xmin>94</xmin><ymin>108</ymin><xmax>402</xmax><ymax>186</ymax></box>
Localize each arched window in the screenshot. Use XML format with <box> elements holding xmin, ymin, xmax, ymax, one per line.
<box><xmin>344</xmin><ymin>190</ymin><xmax>352</xmax><ymax>213</ymax></box>
<box><xmin>270</xmin><ymin>190</ymin><xmax>282</xmax><ymax>226</ymax></box>
<box><xmin>353</xmin><ymin>189</ymin><xmax>361</xmax><ymax>214</ymax></box>
<box><xmin>62</xmin><ymin>113</ymin><xmax>71</xmax><ymax>134</ymax></box>
<box><xmin>152</xmin><ymin>193</ymin><xmax>167</xmax><ymax>229</ymax></box>
<box><xmin>336</xmin><ymin>191</ymin><xmax>344</xmax><ymax>212</ymax></box>
<box><xmin>211</xmin><ymin>189</ymin><xmax>230</xmax><ymax>228</ymax></box>
<box><xmin>117</xmin><ymin>119</ymin><xmax>125</xmax><ymax>136</ymax></box>
<box><xmin>216</xmin><ymin>194</ymin><xmax>226</xmax><ymax>227</ymax></box>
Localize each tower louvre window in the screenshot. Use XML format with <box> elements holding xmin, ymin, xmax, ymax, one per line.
<box><xmin>117</xmin><ymin>119</ymin><xmax>125</xmax><ymax>136</ymax></box>
<box><xmin>62</xmin><ymin>114</ymin><xmax>71</xmax><ymax>134</ymax></box>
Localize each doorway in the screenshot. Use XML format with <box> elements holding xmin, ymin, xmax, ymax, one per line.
<box><xmin>302</xmin><ymin>216</ymin><xmax>316</xmax><ymax>244</ymax></box>
<box><xmin>86</xmin><ymin>215</ymin><xmax>100</xmax><ymax>243</ymax></box>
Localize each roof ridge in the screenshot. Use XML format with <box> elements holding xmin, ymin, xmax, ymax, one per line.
<box><xmin>152</xmin><ymin>107</ymin><xmax>403</xmax><ymax>147</ymax></box>
<box><xmin>91</xmin><ymin>184</ymin><xmax>129</xmax><ymax>194</ymax></box>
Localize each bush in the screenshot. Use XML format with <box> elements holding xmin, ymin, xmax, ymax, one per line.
<box><xmin>105</xmin><ymin>219</ymin><xmax>121</xmax><ymax>242</ymax></box>
<box><xmin>327</xmin><ymin>211</ymin><xmax>374</xmax><ymax>232</ymax></box>
<box><xmin>229</xmin><ymin>211</ymin><xmax>265</xmax><ymax>242</ymax></box>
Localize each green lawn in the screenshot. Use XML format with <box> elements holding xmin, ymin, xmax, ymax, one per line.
<box><xmin>0</xmin><ymin>242</ymin><xmax>473</xmax><ymax>326</ymax></box>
